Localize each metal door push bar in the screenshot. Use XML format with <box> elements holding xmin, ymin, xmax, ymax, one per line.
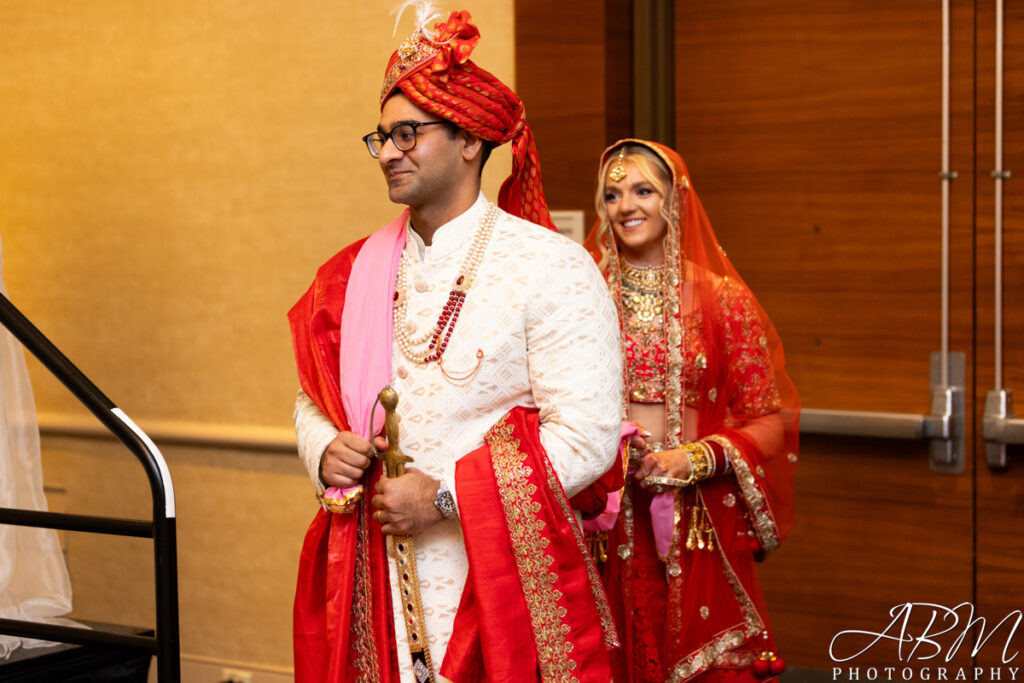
<box><xmin>800</xmin><ymin>352</ymin><xmax>965</xmax><ymax>474</ymax></box>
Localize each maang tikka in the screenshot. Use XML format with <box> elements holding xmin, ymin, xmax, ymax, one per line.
<box><xmin>609</xmin><ymin>147</ymin><xmax>627</xmax><ymax>182</ymax></box>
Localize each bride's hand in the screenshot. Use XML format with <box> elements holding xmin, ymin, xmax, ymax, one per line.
<box><xmin>635</xmin><ymin>449</ymin><xmax>692</xmax><ymax>491</ymax></box>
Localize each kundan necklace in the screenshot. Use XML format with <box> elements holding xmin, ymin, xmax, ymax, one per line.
<box><xmin>620</xmin><ymin>257</ymin><xmax>666</xmax><ymax>329</ymax></box>
<box><xmin>392</xmin><ymin>204</ymin><xmax>498</xmax><ymax>381</ymax></box>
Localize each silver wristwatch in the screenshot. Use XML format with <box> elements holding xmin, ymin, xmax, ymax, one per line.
<box><xmin>434</xmin><ymin>480</ymin><xmax>456</xmax><ymax>519</ymax></box>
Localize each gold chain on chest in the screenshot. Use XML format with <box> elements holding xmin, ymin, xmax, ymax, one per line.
<box><xmin>620</xmin><ymin>257</ymin><xmax>666</xmax><ymax>332</ymax></box>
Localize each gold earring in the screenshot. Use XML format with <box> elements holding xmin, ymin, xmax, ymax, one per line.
<box><xmin>609</xmin><ymin>148</ymin><xmax>627</xmax><ymax>182</ymax></box>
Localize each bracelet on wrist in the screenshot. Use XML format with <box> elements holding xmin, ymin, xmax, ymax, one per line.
<box><xmin>682</xmin><ymin>441</ymin><xmax>713</xmax><ymax>484</ymax></box>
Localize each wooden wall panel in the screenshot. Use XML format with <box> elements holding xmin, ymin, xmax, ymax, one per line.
<box><xmin>0</xmin><ymin>1</ymin><xmax>516</xmax><ymax>671</ymax></box>
<box><xmin>515</xmin><ymin>0</ymin><xmax>1024</xmax><ymax>674</ymax></box>
<box><xmin>675</xmin><ymin>0</ymin><xmax>976</xmax><ymax>670</ymax></box>
<box><xmin>975</xmin><ymin>1</ymin><xmax>1024</xmax><ymax>670</ymax></box>
<box><xmin>675</xmin><ymin>1</ymin><xmax>975</xmax><ymax>413</ymax></box>
<box><xmin>515</xmin><ymin>0</ymin><xmax>631</xmax><ymax>229</ymax></box>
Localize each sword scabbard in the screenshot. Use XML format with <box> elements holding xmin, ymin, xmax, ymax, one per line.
<box><xmin>377</xmin><ymin>386</ymin><xmax>435</xmax><ymax>683</ymax></box>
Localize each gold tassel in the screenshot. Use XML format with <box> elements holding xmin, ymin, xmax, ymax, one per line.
<box><xmin>586</xmin><ymin>530</ymin><xmax>608</xmax><ymax>564</ymax></box>
<box><xmin>702</xmin><ymin>505</ymin><xmax>715</xmax><ymax>551</ymax></box>
<box><xmin>686</xmin><ymin>503</ymin><xmax>700</xmax><ymax>551</ymax></box>
<box><xmin>686</xmin><ymin>493</ymin><xmax>717</xmax><ymax>552</ymax></box>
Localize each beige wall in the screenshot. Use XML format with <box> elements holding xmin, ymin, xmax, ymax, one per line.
<box><xmin>0</xmin><ymin>0</ymin><xmax>514</xmax><ymax>675</ymax></box>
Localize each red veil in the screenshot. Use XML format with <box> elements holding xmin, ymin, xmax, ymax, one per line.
<box><xmin>584</xmin><ymin>140</ymin><xmax>800</xmax><ymax>682</ymax></box>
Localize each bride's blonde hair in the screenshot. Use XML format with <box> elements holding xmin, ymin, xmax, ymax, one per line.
<box><xmin>593</xmin><ymin>143</ymin><xmax>674</xmax><ymax>271</ymax></box>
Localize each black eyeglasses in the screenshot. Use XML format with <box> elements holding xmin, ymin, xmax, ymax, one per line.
<box><xmin>362</xmin><ymin>121</ymin><xmax>449</xmax><ymax>158</ymax></box>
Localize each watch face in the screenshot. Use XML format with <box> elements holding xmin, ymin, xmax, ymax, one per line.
<box><xmin>435</xmin><ymin>489</ymin><xmax>456</xmax><ymax>518</ymax></box>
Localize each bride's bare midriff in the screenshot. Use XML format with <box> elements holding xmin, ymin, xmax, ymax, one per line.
<box><xmin>627</xmin><ymin>401</ymin><xmax>697</xmax><ymax>445</ymax></box>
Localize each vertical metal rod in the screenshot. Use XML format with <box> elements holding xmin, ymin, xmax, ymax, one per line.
<box><xmin>940</xmin><ymin>0</ymin><xmax>951</xmax><ymax>387</ymax></box>
<box><xmin>995</xmin><ymin>0</ymin><xmax>1005</xmax><ymax>391</ymax></box>
<box><xmin>155</xmin><ymin>517</ymin><xmax>180</xmax><ymax>682</ymax></box>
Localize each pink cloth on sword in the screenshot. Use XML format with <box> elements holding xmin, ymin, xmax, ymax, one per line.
<box><xmin>322</xmin><ymin>210</ymin><xmax>409</xmax><ymax>504</ymax></box>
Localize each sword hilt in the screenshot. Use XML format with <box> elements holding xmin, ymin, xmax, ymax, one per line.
<box><xmin>379</xmin><ymin>386</ymin><xmax>413</xmax><ymax>478</ymax></box>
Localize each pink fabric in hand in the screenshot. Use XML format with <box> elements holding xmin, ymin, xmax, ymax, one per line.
<box><xmin>323</xmin><ymin>210</ymin><xmax>408</xmax><ymax>505</ymax></box>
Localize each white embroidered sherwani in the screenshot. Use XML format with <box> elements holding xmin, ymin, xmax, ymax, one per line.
<box><xmin>294</xmin><ymin>193</ymin><xmax>622</xmax><ymax>682</ymax></box>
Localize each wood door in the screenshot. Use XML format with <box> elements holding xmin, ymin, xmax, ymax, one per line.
<box><xmin>513</xmin><ymin>0</ymin><xmax>1023</xmax><ymax>674</ymax></box>
<box><xmin>976</xmin><ymin>1</ymin><xmax>1024</xmax><ymax>673</ymax></box>
<box><xmin>674</xmin><ymin>0</ymin><xmax>979</xmax><ymax>673</ymax></box>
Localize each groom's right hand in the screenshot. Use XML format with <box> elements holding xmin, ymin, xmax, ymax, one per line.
<box><xmin>320</xmin><ymin>431</ymin><xmax>387</xmax><ymax>488</ymax></box>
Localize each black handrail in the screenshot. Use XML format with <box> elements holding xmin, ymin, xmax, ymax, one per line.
<box><xmin>0</xmin><ymin>293</ymin><xmax>179</xmax><ymax>682</ymax></box>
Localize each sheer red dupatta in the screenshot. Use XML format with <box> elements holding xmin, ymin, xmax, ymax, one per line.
<box><xmin>288</xmin><ymin>238</ymin><xmax>400</xmax><ymax>683</ymax></box>
<box><xmin>584</xmin><ymin>140</ymin><xmax>800</xmax><ymax>678</ymax></box>
<box><xmin>583</xmin><ymin>139</ymin><xmax>799</xmax><ymax>553</ymax></box>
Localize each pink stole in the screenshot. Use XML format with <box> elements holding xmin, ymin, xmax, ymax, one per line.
<box><xmin>322</xmin><ymin>209</ymin><xmax>408</xmax><ymax>504</ymax></box>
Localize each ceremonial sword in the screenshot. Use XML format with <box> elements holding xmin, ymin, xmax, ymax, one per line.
<box><xmin>377</xmin><ymin>386</ymin><xmax>436</xmax><ymax>683</ymax></box>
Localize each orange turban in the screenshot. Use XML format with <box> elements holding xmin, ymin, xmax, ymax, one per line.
<box><xmin>380</xmin><ymin>9</ymin><xmax>555</xmax><ymax>230</ymax></box>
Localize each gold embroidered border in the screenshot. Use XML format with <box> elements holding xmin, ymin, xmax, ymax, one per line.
<box><xmin>607</xmin><ymin>243</ymin><xmax>632</xmax><ymax>421</ymax></box>
<box><xmin>539</xmin><ymin>453</ymin><xmax>620</xmax><ymax>649</ymax></box>
<box><xmin>619</xmin><ymin>479</ymin><xmax>635</xmax><ymax>562</ymax></box>
<box><xmin>705</xmin><ymin>435</ymin><xmax>780</xmax><ymax>553</ymax></box>
<box><xmin>379</xmin><ymin>42</ymin><xmax>440</xmax><ymax>103</ymax></box>
<box><xmin>714</xmin><ymin>651</ymin><xmax>758</xmax><ymax>668</ymax></box>
<box><xmin>352</xmin><ymin>495</ymin><xmax>381</xmax><ymax>682</ymax></box>
<box><xmin>486</xmin><ymin>418</ymin><xmax>580</xmax><ymax>682</ymax></box>
<box><xmin>662</xmin><ymin>487</ymin><xmax>684</xmax><ymax>567</ymax></box>
<box><xmin>667</xmin><ymin>500</ymin><xmax>765</xmax><ymax>682</ymax></box>
<box><xmin>669</xmin><ymin>628</ymin><xmax>747</xmax><ymax>683</ymax></box>
<box><xmin>663</xmin><ymin>185</ymin><xmax>686</xmax><ymax>447</ymax></box>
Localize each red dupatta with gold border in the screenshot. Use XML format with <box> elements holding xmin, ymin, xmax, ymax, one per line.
<box><xmin>443</xmin><ymin>408</ymin><xmax>618</xmax><ymax>681</ymax></box>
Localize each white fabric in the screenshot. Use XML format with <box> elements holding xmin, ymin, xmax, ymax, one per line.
<box><xmin>0</xmin><ymin>238</ymin><xmax>75</xmax><ymax>659</ymax></box>
<box><xmin>293</xmin><ymin>193</ymin><xmax>623</xmax><ymax>681</ymax></box>
<box><xmin>293</xmin><ymin>390</ymin><xmax>336</xmax><ymax>496</ymax></box>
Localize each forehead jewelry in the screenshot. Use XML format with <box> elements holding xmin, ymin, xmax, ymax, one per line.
<box><xmin>609</xmin><ymin>148</ymin><xmax>627</xmax><ymax>182</ymax></box>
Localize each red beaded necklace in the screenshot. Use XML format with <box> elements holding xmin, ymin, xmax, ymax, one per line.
<box><xmin>392</xmin><ymin>204</ymin><xmax>497</xmax><ymax>378</ymax></box>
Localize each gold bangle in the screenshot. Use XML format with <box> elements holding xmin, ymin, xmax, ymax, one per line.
<box><xmin>641</xmin><ymin>442</ymin><xmax>709</xmax><ymax>490</ymax></box>
<box><xmin>682</xmin><ymin>441</ymin><xmax>713</xmax><ymax>483</ymax></box>
<box><xmin>641</xmin><ymin>474</ymin><xmax>692</xmax><ymax>488</ymax></box>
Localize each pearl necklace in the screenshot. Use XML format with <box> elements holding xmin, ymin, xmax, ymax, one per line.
<box><xmin>393</xmin><ymin>204</ymin><xmax>498</xmax><ymax>377</ymax></box>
